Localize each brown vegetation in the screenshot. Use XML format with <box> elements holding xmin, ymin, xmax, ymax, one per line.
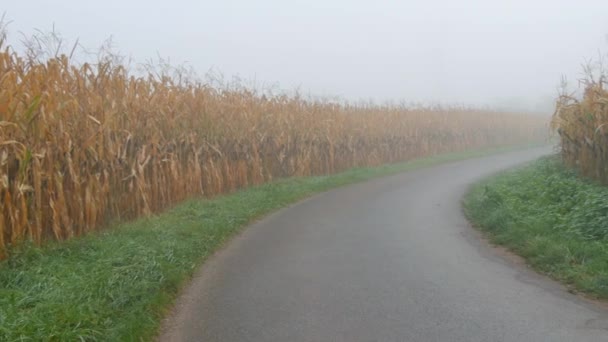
<box><xmin>0</xmin><ymin>32</ymin><xmax>547</xmax><ymax>258</ymax></box>
<box><xmin>552</xmin><ymin>70</ymin><xmax>608</xmax><ymax>184</ymax></box>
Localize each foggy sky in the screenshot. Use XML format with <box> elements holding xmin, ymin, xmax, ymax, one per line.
<box><xmin>4</xmin><ymin>0</ymin><xmax>608</xmax><ymax>112</ymax></box>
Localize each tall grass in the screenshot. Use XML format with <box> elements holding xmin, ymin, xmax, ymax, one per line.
<box><xmin>0</xmin><ymin>30</ymin><xmax>547</xmax><ymax>258</ymax></box>
<box><xmin>552</xmin><ymin>66</ymin><xmax>608</xmax><ymax>183</ymax></box>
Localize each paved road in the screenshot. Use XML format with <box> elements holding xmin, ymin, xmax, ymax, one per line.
<box><xmin>161</xmin><ymin>147</ymin><xmax>608</xmax><ymax>342</ymax></box>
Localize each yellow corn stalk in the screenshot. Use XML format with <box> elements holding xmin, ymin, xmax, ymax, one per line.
<box><xmin>0</xmin><ymin>35</ymin><xmax>547</xmax><ymax>258</ymax></box>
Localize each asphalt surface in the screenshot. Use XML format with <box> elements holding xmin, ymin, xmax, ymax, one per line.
<box><xmin>160</xmin><ymin>147</ymin><xmax>608</xmax><ymax>342</ymax></box>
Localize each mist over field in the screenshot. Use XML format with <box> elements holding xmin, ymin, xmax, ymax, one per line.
<box><xmin>5</xmin><ymin>0</ymin><xmax>608</xmax><ymax>113</ymax></box>
<box><xmin>0</xmin><ymin>0</ymin><xmax>553</xmax><ymax>256</ymax></box>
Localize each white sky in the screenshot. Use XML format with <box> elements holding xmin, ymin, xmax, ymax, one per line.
<box><xmin>4</xmin><ymin>0</ymin><xmax>608</xmax><ymax>111</ymax></box>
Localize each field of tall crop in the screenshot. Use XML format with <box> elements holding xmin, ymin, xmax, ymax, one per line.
<box><xmin>552</xmin><ymin>73</ymin><xmax>608</xmax><ymax>183</ymax></box>
<box><xmin>0</xmin><ymin>32</ymin><xmax>547</xmax><ymax>258</ymax></box>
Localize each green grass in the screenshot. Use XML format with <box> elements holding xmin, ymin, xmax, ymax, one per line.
<box><xmin>464</xmin><ymin>155</ymin><xmax>608</xmax><ymax>300</ymax></box>
<box><xmin>0</xmin><ymin>144</ymin><xmax>540</xmax><ymax>341</ymax></box>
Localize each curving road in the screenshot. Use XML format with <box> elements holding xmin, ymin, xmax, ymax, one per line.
<box><xmin>160</xmin><ymin>147</ymin><xmax>608</xmax><ymax>342</ymax></box>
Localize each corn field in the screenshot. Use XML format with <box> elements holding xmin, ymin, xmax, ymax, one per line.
<box><xmin>552</xmin><ymin>74</ymin><xmax>608</xmax><ymax>184</ymax></box>
<box><xmin>0</xmin><ymin>35</ymin><xmax>547</xmax><ymax>258</ymax></box>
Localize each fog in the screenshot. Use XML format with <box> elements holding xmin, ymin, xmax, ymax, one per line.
<box><xmin>4</xmin><ymin>0</ymin><xmax>608</xmax><ymax>112</ymax></box>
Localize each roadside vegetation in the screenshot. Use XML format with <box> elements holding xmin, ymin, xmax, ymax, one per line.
<box><xmin>466</xmin><ymin>58</ymin><xmax>608</xmax><ymax>300</ymax></box>
<box><xmin>0</xmin><ymin>27</ymin><xmax>546</xmax><ymax>258</ymax></box>
<box><xmin>0</xmin><ymin>147</ymin><xmax>532</xmax><ymax>341</ymax></box>
<box><xmin>552</xmin><ymin>67</ymin><xmax>608</xmax><ymax>184</ymax></box>
<box><xmin>465</xmin><ymin>155</ymin><xmax>608</xmax><ymax>299</ymax></box>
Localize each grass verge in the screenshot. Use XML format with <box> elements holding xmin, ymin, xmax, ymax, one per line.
<box><xmin>464</xmin><ymin>155</ymin><xmax>608</xmax><ymax>300</ymax></box>
<box><xmin>1</xmin><ymin>144</ymin><xmax>539</xmax><ymax>341</ymax></box>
